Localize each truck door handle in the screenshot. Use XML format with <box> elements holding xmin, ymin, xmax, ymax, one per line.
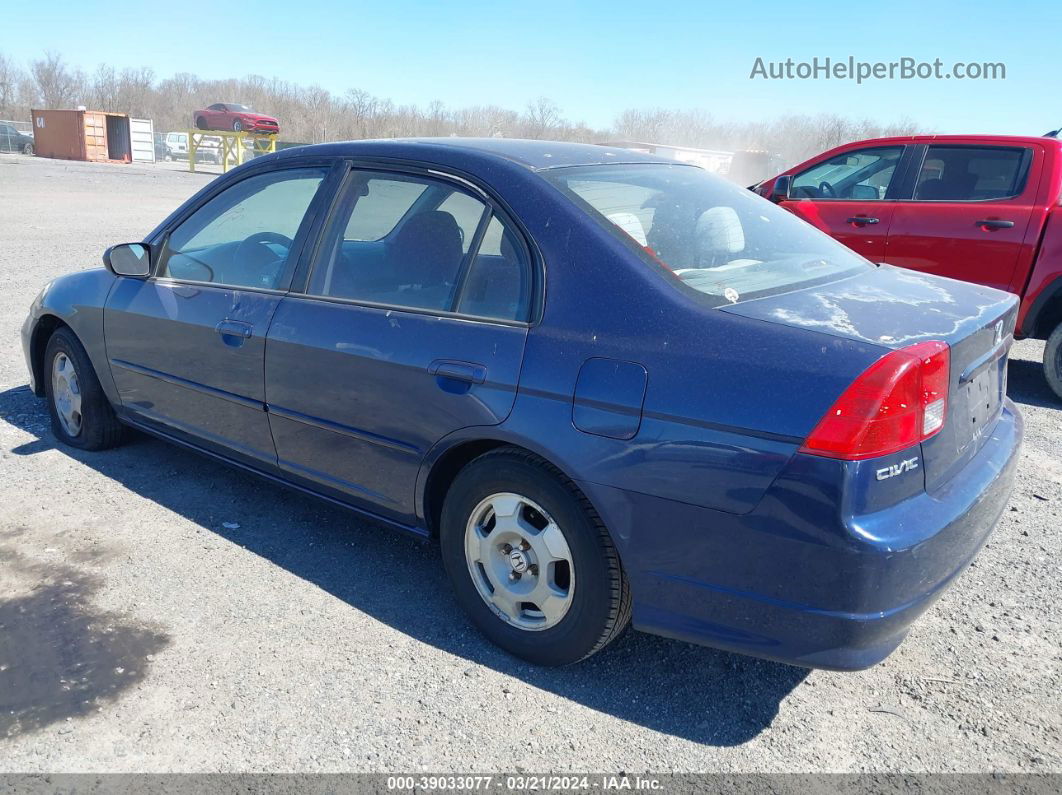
<box><xmin>428</xmin><ymin>360</ymin><xmax>486</xmax><ymax>384</ymax></box>
<box><xmin>976</xmin><ymin>219</ymin><xmax>1015</xmax><ymax>230</ymax></box>
<box><xmin>215</xmin><ymin>320</ymin><xmax>253</xmax><ymax>342</ymax></box>
<box><xmin>846</xmin><ymin>216</ymin><xmax>880</xmax><ymax>225</ymax></box>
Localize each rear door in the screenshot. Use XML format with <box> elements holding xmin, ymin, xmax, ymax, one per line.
<box><xmin>780</xmin><ymin>144</ymin><xmax>909</xmax><ymax>262</ymax></box>
<box><xmin>884</xmin><ymin>143</ymin><xmax>1042</xmax><ymax>292</ymax></box>
<box><xmin>264</xmin><ymin>166</ymin><xmax>533</xmax><ymax>524</ymax></box>
<box><xmin>105</xmin><ymin>163</ymin><xmax>336</xmax><ymax>467</ymax></box>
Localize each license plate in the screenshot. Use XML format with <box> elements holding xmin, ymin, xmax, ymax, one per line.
<box><xmin>967</xmin><ymin>363</ymin><xmax>1001</xmax><ymax>431</ymax></box>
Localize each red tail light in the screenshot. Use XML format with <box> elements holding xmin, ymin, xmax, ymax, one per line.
<box><xmin>801</xmin><ymin>340</ymin><xmax>950</xmax><ymax>460</ymax></box>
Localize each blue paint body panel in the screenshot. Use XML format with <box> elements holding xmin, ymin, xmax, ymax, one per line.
<box><xmin>21</xmin><ymin>138</ymin><xmax>1024</xmax><ymax>670</ymax></box>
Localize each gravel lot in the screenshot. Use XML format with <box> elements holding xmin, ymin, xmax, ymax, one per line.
<box><xmin>0</xmin><ymin>153</ymin><xmax>1059</xmax><ymax>774</ymax></box>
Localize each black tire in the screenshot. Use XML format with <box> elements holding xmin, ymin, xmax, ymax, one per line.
<box><xmin>1044</xmin><ymin>322</ymin><xmax>1062</xmax><ymax>402</ymax></box>
<box><xmin>440</xmin><ymin>447</ymin><xmax>632</xmax><ymax>666</ymax></box>
<box><xmin>232</xmin><ymin>119</ymin><xmax>243</xmax><ymax>132</ymax></box>
<box><xmin>22</xmin><ymin>142</ymin><xmax>33</xmax><ymax>155</ymax></box>
<box><xmin>43</xmin><ymin>327</ymin><xmax>126</xmax><ymax>451</ymax></box>
<box><xmin>195</xmin><ymin>117</ymin><xmax>208</xmax><ymax>130</ymax></box>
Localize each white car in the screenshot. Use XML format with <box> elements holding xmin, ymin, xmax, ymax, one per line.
<box><xmin>163</xmin><ymin>131</ymin><xmax>221</xmax><ymax>164</ymax></box>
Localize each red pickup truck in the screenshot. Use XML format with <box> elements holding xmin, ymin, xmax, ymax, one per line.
<box><xmin>756</xmin><ymin>134</ymin><xmax>1062</xmax><ymax>399</ymax></box>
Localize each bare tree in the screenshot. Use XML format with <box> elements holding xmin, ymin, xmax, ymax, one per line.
<box><xmin>30</xmin><ymin>52</ymin><xmax>85</xmax><ymax>108</ymax></box>
<box><xmin>0</xmin><ymin>52</ymin><xmax>24</xmax><ymax>116</ymax></box>
<box><xmin>523</xmin><ymin>96</ymin><xmax>562</xmax><ymax>138</ymax></box>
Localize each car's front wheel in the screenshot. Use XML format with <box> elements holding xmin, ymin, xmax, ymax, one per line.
<box><xmin>440</xmin><ymin>448</ymin><xmax>631</xmax><ymax>665</ymax></box>
<box><xmin>43</xmin><ymin>327</ymin><xmax>126</xmax><ymax>450</ymax></box>
<box><xmin>1044</xmin><ymin>322</ymin><xmax>1062</xmax><ymax>401</ymax></box>
<box><xmin>232</xmin><ymin>119</ymin><xmax>243</xmax><ymax>132</ymax></box>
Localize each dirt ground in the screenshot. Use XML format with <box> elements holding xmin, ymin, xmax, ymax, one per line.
<box><xmin>0</xmin><ymin>153</ymin><xmax>1059</xmax><ymax>773</ymax></box>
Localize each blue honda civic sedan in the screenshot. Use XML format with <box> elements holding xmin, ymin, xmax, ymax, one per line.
<box><xmin>22</xmin><ymin>139</ymin><xmax>1022</xmax><ymax>669</ymax></box>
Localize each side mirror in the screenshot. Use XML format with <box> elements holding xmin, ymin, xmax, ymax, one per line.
<box><xmin>768</xmin><ymin>175</ymin><xmax>792</xmax><ymax>203</ymax></box>
<box><xmin>103</xmin><ymin>243</ymin><xmax>151</xmax><ymax>278</ymax></box>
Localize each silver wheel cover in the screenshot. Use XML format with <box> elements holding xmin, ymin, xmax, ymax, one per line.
<box><xmin>464</xmin><ymin>492</ymin><xmax>575</xmax><ymax>631</ymax></box>
<box><xmin>51</xmin><ymin>352</ymin><xmax>83</xmax><ymax>437</ymax></box>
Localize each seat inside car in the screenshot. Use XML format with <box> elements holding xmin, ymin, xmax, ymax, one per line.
<box><xmin>387</xmin><ymin>209</ymin><xmax>464</xmax><ymax>288</ymax></box>
<box><xmin>328</xmin><ymin>209</ymin><xmax>464</xmax><ymax>309</ymax></box>
<box><xmin>681</xmin><ymin>206</ymin><xmax>761</xmax><ymax>271</ymax></box>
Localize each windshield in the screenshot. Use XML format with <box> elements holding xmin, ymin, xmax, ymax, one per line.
<box><xmin>543</xmin><ymin>163</ymin><xmax>870</xmax><ymax>305</ymax></box>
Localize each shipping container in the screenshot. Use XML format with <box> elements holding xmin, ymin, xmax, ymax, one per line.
<box><xmin>30</xmin><ymin>109</ymin><xmax>135</xmax><ymax>163</ymax></box>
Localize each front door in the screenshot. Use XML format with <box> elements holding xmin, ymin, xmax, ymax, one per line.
<box><xmin>265</xmin><ymin>168</ymin><xmax>533</xmax><ymax>523</ymax></box>
<box><xmin>105</xmin><ymin>165</ymin><xmax>331</xmax><ymax>467</ymax></box>
<box><xmin>883</xmin><ymin>143</ymin><xmax>1042</xmax><ymax>293</ymax></box>
<box><xmin>781</xmin><ymin>144</ymin><xmax>908</xmax><ymax>262</ymax></box>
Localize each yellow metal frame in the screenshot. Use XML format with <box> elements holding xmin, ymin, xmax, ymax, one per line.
<box><xmin>187</xmin><ymin>129</ymin><xmax>277</xmax><ymax>173</ymax></box>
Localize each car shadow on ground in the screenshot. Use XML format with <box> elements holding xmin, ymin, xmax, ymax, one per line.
<box><xmin>1006</xmin><ymin>357</ymin><xmax>1060</xmax><ymax>410</ymax></box>
<box><xmin>0</xmin><ymin>531</ymin><xmax>170</xmax><ymax>739</ymax></box>
<box><xmin>0</xmin><ymin>385</ymin><xmax>806</xmax><ymax>746</ymax></box>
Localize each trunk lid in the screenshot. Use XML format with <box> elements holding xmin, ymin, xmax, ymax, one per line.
<box><xmin>722</xmin><ymin>264</ymin><xmax>1018</xmax><ymax>490</ymax></box>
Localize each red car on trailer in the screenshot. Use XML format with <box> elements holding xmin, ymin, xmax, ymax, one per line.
<box><xmin>193</xmin><ymin>103</ymin><xmax>279</xmax><ymax>134</ymax></box>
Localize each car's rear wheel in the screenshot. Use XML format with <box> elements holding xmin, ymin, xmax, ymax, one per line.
<box><xmin>232</xmin><ymin>119</ymin><xmax>243</xmax><ymax>132</ymax></box>
<box><xmin>44</xmin><ymin>327</ymin><xmax>126</xmax><ymax>451</ymax></box>
<box><xmin>195</xmin><ymin>117</ymin><xmax>207</xmax><ymax>130</ymax></box>
<box><xmin>440</xmin><ymin>447</ymin><xmax>631</xmax><ymax>665</ymax></box>
<box><xmin>1044</xmin><ymin>322</ymin><xmax>1062</xmax><ymax>401</ymax></box>
<box><xmin>22</xmin><ymin>142</ymin><xmax>33</xmax><ymax>155</ymax></box>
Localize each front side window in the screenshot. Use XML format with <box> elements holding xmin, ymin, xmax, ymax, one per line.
<box><xmin>158</xmin><ymin>168</ymin><xmax>326</xmax><ymax>289</ymax></box>
<box><xmin>914</xmin><ymin>146</ymin><xmax>1028</xmax><ymax>201</ymax></box>
<box><xmin>791</xmin><ymin>146</ymin><xmax>904</xmax><ymax>200</ymax></box>
<box><xmin>308</xmin><ymin>172</ymin><xmax>529</xmax><ymax>320</ymax></box>
<box><xmin>544</xmin><ymin>163</ymin><xmax>869</xmax><ymax>306</ymax></box>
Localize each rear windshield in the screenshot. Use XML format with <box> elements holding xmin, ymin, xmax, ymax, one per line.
<box><xmin>542</xmin><ymin>163</ymin><xmax>869</xmax><ymax>305</ymax></box>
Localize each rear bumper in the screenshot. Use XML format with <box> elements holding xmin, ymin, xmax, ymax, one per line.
<box><xmin>579</xmin><ymin>401</ymin><xmax>1023</xmax><ymax>670</ymax></box>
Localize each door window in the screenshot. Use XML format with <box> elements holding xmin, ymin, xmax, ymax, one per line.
<box><xmin>308</xmin><ymin>172</ymin><xmax>530</xmax><ymax>321</ymax></box>
<box><xmin>791</xmin><ymin>146</ymin><xmax>904</xmax><ymax>200</ymax></box>
<box><xmin>913</xmin><ymin>146</ymin><xmax>1029</xmax><ymax>201</ymax></box>
<box><xmin>158</xmin><ymin>168</ymin><xmax>326</xmax><ymax>289</ymax></box>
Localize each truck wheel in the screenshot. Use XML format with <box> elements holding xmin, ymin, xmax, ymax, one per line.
<box><xmin>440</xmin><ymin>447</ymin><xmax>631</xmax><ymax>666</ymax></box>
<box><xmin>1044</xmin><ymin>323</ymin><xmax>1062</xmax><ymax>401</ymax></box>
<box><xmin>44</xmin><ymin>327</ymin><xmax>126</xmax><ymax>451</ymax></box>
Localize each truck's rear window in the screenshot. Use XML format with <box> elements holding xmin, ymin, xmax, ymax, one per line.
<box><xmin>543</xmin><ymin>163</ymin><xmax>870</xmax><ymax>305</ymax></box>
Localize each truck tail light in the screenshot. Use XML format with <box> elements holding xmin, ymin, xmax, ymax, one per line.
<box><xmin>801</xmin><ymin>340</ymin><xmax>950</xmax><ymax>460</ymax></box>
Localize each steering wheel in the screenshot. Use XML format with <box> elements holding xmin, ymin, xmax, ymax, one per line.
<box><xmin>233</xmin><ymin>232</ymin><xmax>294</xmax><ymax>288</ymax></box>
<box><xmin>818</xmin><ymin>181</ymin><xmax>837</xmax><ymax>198</ymax></box>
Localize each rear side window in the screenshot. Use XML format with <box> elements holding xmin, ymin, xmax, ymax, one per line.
<box><xmin>544</xmin><ymin>163</ymin><xmax>869</xmax><ymax>306</ymax></box>
<box><xmin>307</xmin><ymin>171</ymin><xmax>530</xmax><ymax>321</ymax></box>
<box><xmin>914</xmin><ymin>146</ymin><xmax>1029</xmax><ymax>201</ymax></box>
<box><xmin>791</xmin><ymin>146</ymin><xmax>904</xmax><ymax>200</ymax></box>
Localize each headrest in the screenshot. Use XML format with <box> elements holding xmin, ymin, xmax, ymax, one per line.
<box><xmin>391</xmin><ymin>210</ymin><xmax>464</xmax><ymax>285</ymax></box>
<box><xmin>695</xmin><ymin>206</ymin><xmax>745</xmax><ymax>261</ymax></box>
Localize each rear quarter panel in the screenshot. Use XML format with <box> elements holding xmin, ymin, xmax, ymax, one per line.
<box><xmin>449</xmin><ymin>170</ymin><xmax>889</xmax><ymax>519</ymax></box>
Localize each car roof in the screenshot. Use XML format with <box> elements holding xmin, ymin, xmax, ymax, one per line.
<box><xmin>835</xmin><ymin>133</ymin><xmax>1062</xmax><ymax>148</ymax></box>
<box><xmin>274</xmin><ymin>137</ymin><xmax>676</xmax><ymax>171</ymax></box>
